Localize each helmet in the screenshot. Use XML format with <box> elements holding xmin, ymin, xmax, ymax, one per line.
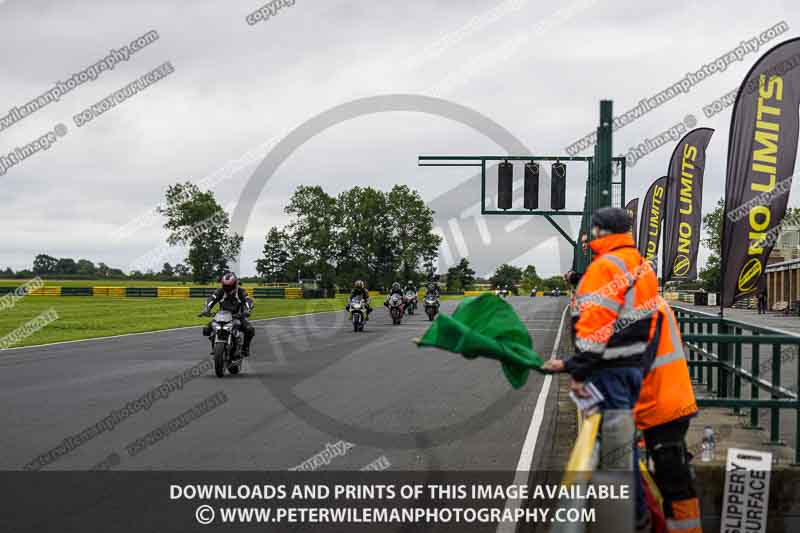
<box><xmin>591</xmin><ymin>207</ymin><xmax>632</xmax><ymax>234</ymax></box>
<box><xmin>354</xmin><ymin>280</ymin><xmax>365</xmax><ymax>289</ymax></box>
<box><xmin>392</xmin><ymin>282</ymin><xmax>401</xmax><ymax>290</ymax></box>
<box><xmin>221</xmin><ymin>272</ymin><xmax>238</xmax><ymax>295</ymax></box>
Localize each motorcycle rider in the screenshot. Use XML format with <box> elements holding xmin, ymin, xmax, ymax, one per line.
<box><xmin>404</xmin><ymin>280</ymin><xmax>418</xmax><ymax>308</ymax></box>
<box><xmin>385</xmin><ymin>281</ymin><xmax>404</xmax><ymax>307</ymax></box>
<box><xmin>424</xmin><ymin>280</ymin><xmax>440</xmax><ymax>299</ymax></box>
<box><xmin>346</xmin><ymin>280</ymin><xmax>372</xmax><ymax>318</ymax></box>
<box><xmin>199</xmin><ymin>272</ymin><xmax>255</xmax><ymax>358</ymax></box>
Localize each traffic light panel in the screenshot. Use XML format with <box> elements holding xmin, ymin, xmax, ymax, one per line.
<box><xmin>524</xmin><ymin>162</ymin><xmax>539</xmax><ymax>210</ymax></box>
<box><xmin>498</xmin><ymin>161</ymin><xmax>513</xmax><ymax>210</ymax></box>
<box><xmin>551</xmin><ymin>162</ymin><xmax>566</xmax><ymax>210</ymax></box>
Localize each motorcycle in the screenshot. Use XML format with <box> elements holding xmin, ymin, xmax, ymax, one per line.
<box><xmin>388</xmin><ymin>293</ymin><xmax>405</xmax><ymax>325</ymax></box>
<box><xmin>404</xmin><ymin>290</ymin><xmax>418</xmax><ymax>315</ymax></box>
<box><xmin>423</xmin><ymin>294</ymin><xmax>440</xmax><ymax>321</ymax></box>
<box><xmin>202</xmin><ymin>310</ymin><xmax>245</xmax><ymax>377</ymax></box>
<box><xmin>349</xmin><ymin>295</ymin><xmax>367</xmax><ymax>332</ymax></box>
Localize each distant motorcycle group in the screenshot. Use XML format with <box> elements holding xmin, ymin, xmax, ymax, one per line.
<box><xmin>348</xmin><ymin>281</ymin><xmax>440</xmax><ymax>331</ymax></box>
<box><xmin>195</xmin><ymin>274</ymin><xmax>443</xmax><ymax>378</ymax></box>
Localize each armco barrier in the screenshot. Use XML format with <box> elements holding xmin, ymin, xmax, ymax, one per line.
<box><xmin>463</xmin><ymin>290</ymin><xmax>491</xmax><ymax>297</ymax></box>
<box><xmin>302</xmin><ymin>289</ymin><xmax>326</xmax><ymax>299</ymax></box>
<box><xmin>4</xmin><ymin>284</ymin><xmax>344</xmax><ymax>299</ymax></box>
<box><xmin>189</xmin><ymin>287</ymin><xmax>215</xmax><ymax>298</ymax></box>
<box><xmin>28</xmin><ymin>287</ymin><xmax>61</xmax><ymax>296</ymax></box>
<box><xmin>125</xmin><ymin>287</ymin><xmax>157</xmax><ymax>297</ymax></box>
<box><xmin>253</xmin><ymin>287</ymin><xmax>285</xmax><ymax>298</ymax></box>
<box><xmin>61</xmin><ymin>287</ymin><xmax>93</xmax><ymax>296</ymax></box>
<box><xmin>285</xmin><ymin>288</ymin><xmax>303</xmax><ymax>300</ymax></box>
<box><xmin>92</xmin><ymin>287</ymin><xmax>125</xmax><ymax>297</ymax></box>
<box><xmin>157</xmin><ymin>287</ymin><xmax>190</xmax><ymax>298</ymax></box>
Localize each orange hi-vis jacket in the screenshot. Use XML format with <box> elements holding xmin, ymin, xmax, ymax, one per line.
<box><xmin>566</xmin><ymin>233</ymin><xmax>660</xmax><ymax>382</ymax></box>
<box><xmin>634</xmin><ymin>298</ymin><xmax>698</xmax><ymax>430</ymax></box>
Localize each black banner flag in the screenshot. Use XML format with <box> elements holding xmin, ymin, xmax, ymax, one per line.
<box><xmin>662</xmin><ymin>128</ymin><xmax>714</xmax><ymax>283</ymax></box>
<box><xmin>625</xmin><ymin>198</ymin><xmax>639</xmax><ymax>248</ymax></box>
<box><xmin>722</xmin><ymin>38</ymin><xmax>800</xmax><ymax>307</ymax></box>
<box><xmin>638</xmin><ymin>177</ymin><xmax>667</xmax><ymax>262</ymax></box>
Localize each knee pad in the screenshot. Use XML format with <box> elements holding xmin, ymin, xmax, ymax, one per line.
<box><xmin>650</xmin><ymin>442</ymin><xmax>695</xmax><ymax>500</ymax></box>
<box><xmin>202</xmin><ymin>325</ymin><xmax>212</xmax><ymax>337</ymax></box>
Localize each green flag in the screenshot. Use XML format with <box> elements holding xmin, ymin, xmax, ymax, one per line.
<box><xmin>417</xmin><ymin>294</ymin><xmax>544</xmax><ymax>388</ymax></box>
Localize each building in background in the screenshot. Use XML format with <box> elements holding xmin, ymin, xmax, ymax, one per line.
<box><xmin>765</xmin><ymin>222</ymin><xmax>800</xmax><ymax>310</ymax></box>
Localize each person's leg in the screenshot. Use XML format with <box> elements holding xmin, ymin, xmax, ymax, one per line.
<box><xmin>241</xmin><ymin>319</ymin><xmax>255</xmax><ymax>356</ymax></box>
<box><xmin>644</xmin><ymin>419</ymin><xmax>701</xmax><ymax>532</ymax></box>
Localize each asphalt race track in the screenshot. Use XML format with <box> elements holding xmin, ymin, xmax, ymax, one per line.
<box><xmin>0</xmin><ymin>297</ymin><xmax>567</xmax><ymax>473</ymax></box>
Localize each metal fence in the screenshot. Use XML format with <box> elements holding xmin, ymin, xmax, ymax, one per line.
<box><xmin>674</xmin><ymin>305</ymin><xmax>800</xmax><ymax>463</ymax></box>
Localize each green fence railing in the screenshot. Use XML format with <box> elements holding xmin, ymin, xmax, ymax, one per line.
<box><xmin>674</xmin><ymin>305</ymin><xmax>800</xmax><ymax>463</ymax></box>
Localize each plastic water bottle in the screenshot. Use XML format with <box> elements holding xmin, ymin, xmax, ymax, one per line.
<box><xmin>701</xmin><ymin>426</ymin><xmax>716</xmax><ymax>462</ymax></box>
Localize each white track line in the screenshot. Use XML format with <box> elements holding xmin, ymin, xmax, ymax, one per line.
<box><xmin>0</xmin><ymin>309</ymin><xmax>343</xmax><ymax>352</ymax></box>
<box><xmin>496</xmin><ymin>304</ymin><xmax>569</xmax><ymax>533</ymax></box>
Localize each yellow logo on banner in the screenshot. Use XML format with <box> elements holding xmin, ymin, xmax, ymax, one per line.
<box><xmin>738</xmin><ymin>258</ymin><xmax>762</xmax><ymax>293</ymax></box>
<box><xmin>673</xmin><ymin>255</ymin><xmax>690</xmax><ymax>277</ymax></box>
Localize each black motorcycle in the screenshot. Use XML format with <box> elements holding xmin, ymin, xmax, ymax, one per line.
<box><xmin>201</xmin><ymin>310</ymin><xmax>245</xmax><ymax>377</ymax></box>
<box><xmin>423</xmin><ymin>294</ymin><xmax>439</xmax><ymax>321</ymax></box>
<box><xmin>349</xmin><ymin>295</ymin><xmax>367</xmax><ymax>332</ymax></box>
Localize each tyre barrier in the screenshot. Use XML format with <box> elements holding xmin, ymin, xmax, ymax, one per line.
<box><xmin>61</xmin><ymin>287</ymin><xmax>93</xmax><ymax>296</ymax></box>
<box><xmin>0</xmin><ymin>285</ymin><xmax>430</xmax><ymax>300</ymax></box>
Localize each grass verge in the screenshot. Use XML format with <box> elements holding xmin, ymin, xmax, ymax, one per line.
<box><xmin>0</xmin><ymin>296</ymin><xmax>348</xmax><ymax>348</ymax></box>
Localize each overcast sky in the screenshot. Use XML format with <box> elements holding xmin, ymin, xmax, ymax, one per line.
<box><xmin>1</xmin><ymin>0</ymin><xmax>799</xmax><ymax>278</ymax></box>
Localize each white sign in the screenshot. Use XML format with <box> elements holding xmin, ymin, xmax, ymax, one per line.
<box><xmin>708</xmin><ymin>292</ymin><xmax>717</xmax><ymax>307</ymax></box>
<box><xmin>720</xmin><ymin>448</ymin><xmax>772</xmax><ymax>533</ymax></box>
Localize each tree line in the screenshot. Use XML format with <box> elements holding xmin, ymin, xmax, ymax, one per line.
<box><xmin>256</xmin><ymin>184</ymin><xmax>440</xmax><ymax>291</ymax></box>
<box><xmin>1</xmin><ymin>182</ymin><xmax>564</xmax><ymax>289</ymax></box>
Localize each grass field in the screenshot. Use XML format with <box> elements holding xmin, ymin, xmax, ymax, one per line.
<box><xmin>0</xmin><ymin>296</ymin><xmax>349</xmax><ymax>348</ymax></box>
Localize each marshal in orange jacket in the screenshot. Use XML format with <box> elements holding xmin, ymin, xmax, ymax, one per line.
<box><xmin>634</xmin><ymin>299</ymin><xmax>698</xmax><ymax>430</ymax></box>
<box><xmin>566</xmin><ymin>233</ymin><xmax>659</xmax><ymax>381</ymax></box>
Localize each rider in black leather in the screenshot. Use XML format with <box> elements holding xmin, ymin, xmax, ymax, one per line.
<box><xmin>346</xmin><ymin>280</ymin><xmax>372</xmax><ymax>317</ymax></box>
<box><xmin>199</xmin><ymin>272</ymin><xmax>255</xmax><ymax>357</ymax></box>
<box><xmin>425</xmin><ymin>281</ymin><xmax>440</xmax><ymax>298</ymax></box>
<box><xmin>385</xmin><ymin>282</ymin><xmax>403</xmax><ymax>307</ymax></box>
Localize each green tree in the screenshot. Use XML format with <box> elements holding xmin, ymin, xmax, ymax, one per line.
<box><xmin>55</xmin><ymin>258</ymin><xmax>78</xmax><ymax>275</ymax></box>
<box><xmin>699</xmin><ymin>198</ymin><xmax>724</xmax><ymax>292</ymax></box>
<box><xmin>76</xmin><ymin>259</ymin><xmax>96</xmax><ymax>276</ymax></box>
<box><xmin>540</xmin><ymin>275</ymin><xmax>568</xmax><ymax>291</ymax></box>
<box><xmin>158</xmin><ymin>182</ymin><xmax>242</xmax><ymax>284</ymax></box>
<box><xmin>333</xmin><ymin>186</ymin><xmax>390</xmax><ymax>288</ymax></box>
<box><xmin>386</xmin><ymin>185</ymin><xmax>441</xmax><ymax>281</ymax></box>
<box><xmin>490</xmin><ymin>264</ymin><xmax>523</xmax><ymax>293</ymax></box>
<box><xmin>283</xmin><ymin>184</ymin><xmax>442</xmax><ymax>291</ymax></box>
<box><xmin>256</xmin><ymin>228</ymin><xmax>291</xmax><ymax>282</ymax></box>
<box><xmin>520</xmin><ymin>265</ymin><xmax>542</xmax><ymax>292</ymax></box>
<box><xmin>161</xmin><ymin>262</ymin><xmax>175</xmax><ymax>277</ymax></box>
<box><xmin>96</xmin><ymin>262</ymin><xmax>111</xmax><ymax>277</ymax></box>
<box><xmin>446</xmin><ymin>258</ymin><xmax>475</xmax><ymax>292</ymax></box>
<box><xmin>285</xmin><ymin>186</ymin><xmax>338</xmax><ymax>289</ymax></box>
<box><xmin>32</xmin><ymin>254</ymin><xmax>58</xmax><ymax>275</ymax></box>
<box><xmin>174</xmin><ymin>263</ymin><xmax>191</xmax><ymax>278</ymax></box>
